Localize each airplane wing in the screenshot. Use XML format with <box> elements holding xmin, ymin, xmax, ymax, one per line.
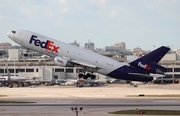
<box><xmin>70</xmin><ymin>59</ymin><xmax>97</xmax><ymax>68</ymax></box>
<box><xmin>70</xmin><ymin>59</ymin><xmax>100</xmax><ymax>72</ymax></box>
<box><xmin>54</xmin><ymin>56</ymin><xmax>100</xmax><ymax>72</ymax></box>
<box><xmin>62</xmin><ymin>56</ymin><xmax>100</xmax><ymax>70</ymax></box>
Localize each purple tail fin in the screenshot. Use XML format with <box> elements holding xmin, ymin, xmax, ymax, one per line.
<box><xmin>129</xmin><ymin>46</ymin><xmax>170</xmax><ymax>74</ymax></box>
<box><xmin>140</xmin><ymin>46</ymin><xmax>170</xmax><ymax>63</ymax></box>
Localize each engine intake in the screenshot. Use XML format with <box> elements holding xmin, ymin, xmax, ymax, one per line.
<box><xmin>54</xmin><ymin>56</ymin><xmax>74</xmax><ymax>67</ymax></box>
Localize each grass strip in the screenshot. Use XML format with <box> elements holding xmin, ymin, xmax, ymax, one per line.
<box><xmin>0</xmin><ymin>101</ymin><xmax>36</xmax><ymax>103</ymax></box>
<box><xmin>109</xmin><ymin>109</ymin><xmax>180</xmax><ymax>115</ymax></box>
<box><xmin>0</xmin><ymin>95</ymin><xmax>7</xmax><ymax>97</ymax></box>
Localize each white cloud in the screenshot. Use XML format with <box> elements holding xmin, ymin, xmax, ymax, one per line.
<box><xmin>0</xmin><ymin>15</ymin><xmax>4</xmax><ymax>20</ymax></box>
<box><xmin>60</xmin><ymin>7</ymin><xmax>69</xmax><ymax>13</ymax></box>
<box><xmin>89</xmin><ymin>0</ymin><xmax>107</xmax><ymax>5</ymax></box>
<box><xmin>98</xmin><ymin>0</ymin><xmax>107</xmax><ymax>4</ymax></box>
<box><xmin>109</xmin><ymin>8</ymin><xmax>129</xmax><ymax>19</ymax></box>
<box><xmin>109</xmin><ymin>10</ymin><xmax>117</xmax><ymax>18</ymax></box>
<box><xmin>154</xmin><ymin>0</ymin><xmax>177</xmax><ymax>3</ymax></box>
<box><xmin>46</xmin><ymin>11</ymin><xmax>54</xmax><ymax>18</ymax></box>
<box><xmin>58</xmin><ymin>0</ymin><xmax>67</xmax><ymax>4</ymax></box>
<box><xmin>18</xmin><ymin>7</ymin><xmax>33</xmax><ymax>16</ymax></box>
<box><xmin>56</xmin><ymin>21</ymin><xmax>61</xmax><ymax>26</ymax></box>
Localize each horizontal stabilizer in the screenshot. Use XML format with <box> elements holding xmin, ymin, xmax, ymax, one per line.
<box><xmin>128</xmin><ymin>73</ymin><xmax>153</xmax><ymax>78</ymax></box>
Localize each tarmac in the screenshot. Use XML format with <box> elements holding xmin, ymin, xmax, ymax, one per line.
<box><xmin>0</xmin><ymin>84</ymin><xmax>180</xmax><ymax>116</ymax></box>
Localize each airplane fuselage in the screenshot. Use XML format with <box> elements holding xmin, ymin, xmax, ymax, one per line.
<box><xmin>7</xmin><ymin>30</ymin><xmax>153</xmax><ymax>82</ymax></box>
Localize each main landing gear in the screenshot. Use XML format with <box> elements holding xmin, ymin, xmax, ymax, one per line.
<box><xmin>23</xmin><ymin>49</ymin><xmax>30</xmax><ymax>57</ymax></box>
<box><xmin>78</xmin><ymin>73</ymin><xmax>96</xmax><ymax>79</ymax></box>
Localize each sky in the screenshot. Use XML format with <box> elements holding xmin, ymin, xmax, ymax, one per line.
<box><xmin>0</xmin><ymin>0</ymin><xmax>180</xmax><ymax>50</ymax></box>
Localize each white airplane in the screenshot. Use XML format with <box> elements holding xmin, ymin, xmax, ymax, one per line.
<box><xmin>7</xmin><ymin>30</ymin><xmax>170</xmax><ymax>82</ymax></box>
<box><xmin>6</xmin><ymin>67</ymin><xmax>29</xmax><ymax>87</ymax></box>
<box><xmin>41</xmin><ymin>54</ymin><xmax>50</xmax><ymax>58</ymax></box>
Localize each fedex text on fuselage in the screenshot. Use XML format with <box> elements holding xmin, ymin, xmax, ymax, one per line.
<box><xmin>29</xmin><ymin>35</ymin><xmax>59</xmax><ymax>53</ymax></box>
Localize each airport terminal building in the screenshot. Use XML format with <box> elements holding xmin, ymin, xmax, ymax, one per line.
<box><xmin>0</xmin><ymin>49</ymin><xmax>108</xmax><ymax>83</ymax></box>
<box><xmin>1</xmin><ymin>49</ymin><xmax>180</xmax><ymax>84</ymax></box>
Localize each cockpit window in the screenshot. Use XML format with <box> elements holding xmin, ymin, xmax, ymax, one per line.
<box><xmin>11</xmin><ymin>30</ymin><xmax>16</xmax><ymax>34</ymax></box>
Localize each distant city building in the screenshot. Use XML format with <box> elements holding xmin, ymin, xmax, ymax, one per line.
<box><xmin>0</xmin><ymin>42</ymin><xmax>12</xmax><ymax>49</ymax></box>
<box><xmin>13</xmin><ymin>45</ymin><xmax>22</xmax><ymax>49</ymax></box>
<box><xmin>0</xmin><ymin>42</ymin><xmax>23</xmax><ymax>49</ymax></box>
<box><xmin>133</xmin><ymin>47</ymin><xmax>142</xmax><ymax>52</ymax></box>
<box><xmin>0</xmin><ymin>42</ymin><xmax>23</xmax><ymax>58</ymax></box>
<box><xmin>96</xmin><ymin>47</ymin><xmax>104</xmax><ymax>53</ymax></box>
<box><xmin>70</xmin><ymin>40</ymin><xmax>80</xmax><ymax>47</ymax></box>
<box><xmin>84</xmin><ymin>40</ymin><xmax>95</xmax><ymax>51</ymax></box>
<box><xmin>132</xmin><ymin>47</ymin><xmax>152</xmax><ymax>56</ymax></box>
<box><xmin>126</xmin><ymin>49</ymin><xmax>131</xmax><ymax>52</ymax></box>
<box><xmin>104</xmin><ymin>42</ymin><xmax>126</xmax><ymax>54</ymax></box>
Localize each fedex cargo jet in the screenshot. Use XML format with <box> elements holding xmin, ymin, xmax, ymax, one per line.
<box><xmin>7</xmin><ymin>30</ymin><xmax>170</xmax><ymax>82</ymax></box>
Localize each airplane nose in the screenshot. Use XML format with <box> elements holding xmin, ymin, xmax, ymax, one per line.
<box><xmin>7</xmin><ymin>31</ymin><xmax>13</xmax><ymax>39</ymax></box>
<box><xmin>7</xmin><ymin>32</ymin><xmax>11</xmax><ymax>38</ymax></box>
<box><xmin>7</xmin><ymin>30</ymin><xmax>16</xmax><ymax>39</ymax></box>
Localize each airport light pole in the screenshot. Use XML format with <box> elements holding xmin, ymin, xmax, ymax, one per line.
<box><xmin>71</xmin><ymin>107</ymin><xmax>83</xmax><ymax>116</ymax></box>
<box><xmin>13</xmin><ymin>58</ymin><xmax>16</xmax><ymax>76</ymax></box>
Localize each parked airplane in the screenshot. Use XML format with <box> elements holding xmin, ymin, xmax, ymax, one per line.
<box><xmin>6</xmin><ymin>67</ymin><xmax>29</xmax><ymax>87</ymax></box>
<box><xmin>41</xmin><ymin>54</ymin><xmax>50</xmax><ymax>58</ymax></box>
<box><xmin>7</xmin><ymin>30</ymin><xmax>169</xmax><ymax>82</ymax></box>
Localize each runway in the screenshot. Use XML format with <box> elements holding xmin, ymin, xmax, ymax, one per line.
<box><xmin>0</xmin><ymin>84</ymin><xmax>180</xmax><ymax>116</ymax></box>
<box><xmin>0</xmin><ymin>103</ymin><xmax>180</xmax><ymax>116</ymax></box>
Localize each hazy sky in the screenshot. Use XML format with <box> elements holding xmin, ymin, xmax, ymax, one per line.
<box><xmin>0</xmin><ymin>0</ymin><xmax>180</xmax><ymax>50</ymax></box>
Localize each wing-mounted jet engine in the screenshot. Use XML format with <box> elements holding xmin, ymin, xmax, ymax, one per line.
<box><xmin>54</xmin><ymin>56</ymin><xmax>74</xmax><ymax>67</ymax></box>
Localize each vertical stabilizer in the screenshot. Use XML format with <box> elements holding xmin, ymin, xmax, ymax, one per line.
<box><xmin>127</xmin><ymin>46</ymin><xmax>170</xmax><ymax>74</ymax></box>
<box><xmin>6</xmin><ymin>67</ymin><xmax>11</xmax><ymax>81</ymax></box>
<box><xmin>140</xmin><ymin>46</ymin><xmax>170</xmax><ymax>63</ymax></box>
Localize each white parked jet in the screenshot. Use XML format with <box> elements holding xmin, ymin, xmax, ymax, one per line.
<box><xmin>6</xmin><ymin>67</ymin><xmax>29</xmax><ymax>87</ymax></box>
<box><xmin>7</xmin><ymin>30</ymin><xmax>170</xmax><ymax>82</ymax></box>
